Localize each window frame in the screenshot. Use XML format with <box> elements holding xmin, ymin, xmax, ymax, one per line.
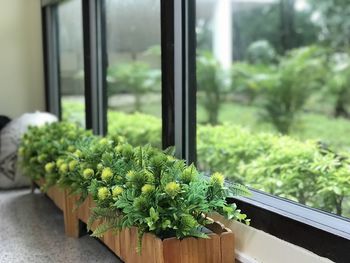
<box><xmin>41</xmin><ymin>0</ymin><xmax>350</xmax><ymax>262</ymax></box>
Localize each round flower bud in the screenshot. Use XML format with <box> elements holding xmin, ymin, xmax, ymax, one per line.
<box><xmin>56</xmin><ymin>158</ymin><xmax>64</xmax><ymax>167</ymax></box>
<box><xmin>180</xmin><ymin>165</ymin><xmax>197</xmax><ymax>183</ymax></box>
<box><xmin>114</xmin><ymin>145</ymin><xmax>123</xmax><ymax>154</ymax></box>
<box><xmin>83</xmin><ymin>168</ymin><xmax>94</xmax><ymax>179</ymax></box>
<box><xmin>59</xmin><ymin>163</ymin><xmax>68</xmax><ymax>175</ymax></box>
<box><xmin>210</xmin><ymin>172</ymin><xmax>225</xmax><ymax>187</ymax></box>
<box><xmin>112</xmin><ymin>186</ymin><xmax>123</xmax><ymax>197</ymax></box>
<box><xmin>99</xmin><ymin>138</ymin><xmax>109</xmax><ymax>145</ymax></box>
<box><xmin>45</xmin><ymin>162</ymin><xmax>55</xmax><ymax>174</ymax></box>
<box><xmin>97</xmin><ymin>163</ymin><xmax>104</xmax><ymax>171</ymax></box>
<box><xmin>68</xmin><ymin>160</ymin><xmax>78</xmax><ymax>171</ymax></box>
<box><xmin>101</xmin><ymin>167</ymin><xmax>113</xmax><ymax>182</ymax></box>
<box><xmin>38</xmin><ymin>154</ymin><xmax>47</xmax><ymax>164</ymax></box>
<box><xmin>97</xmin><ymin>187</ymin><xmax>110</xmax><ymax>200</ymax></box>
<box><xmin>164</xmin><ymin>182</ymin><xmax>181</xmax><ymax>198</ymax></box>
<box><xmin>126</xmin><ymin>170</ymin><xmax>136</xmax><ymax>180</ymax></box>
<box><xmin>67</xmin><ymin>145</ymin><xmax>76</xmax><ymax>153</ymax></box>
<box><xmin>73</xmin><ymin>150</ymin><xmax>82</xmax><ymax>158</ymax></box>
<box><xmin>141</xmin><ymin>184</ymin><xmax>155</xmax><ymax>195</ymax></box>
<box><xmin>18</xmin><ymin>147</ymin><xmax>25</xmax><ymax>157</ymax></box>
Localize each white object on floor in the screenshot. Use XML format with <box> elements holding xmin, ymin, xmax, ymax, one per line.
<box><xmin>0</xmin><ymin>111</ymin><xmax>57</xmax><ymax>189</ymax></box>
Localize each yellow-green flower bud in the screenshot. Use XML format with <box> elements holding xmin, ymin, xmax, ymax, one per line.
<box><xmin>210</xmin><ymin>172</ymin><xmax>225</xmax><ymax>187</ymax></box>
<box><xmin>99</xmin><ymin>138</ymin><xmax>109</xmax><ymax>145</ymax></box>
<box><xmin>73</xmin><ymin>150</ymin><xmax>82</xmax><ymax>158</ymax></box>
<box><xmin>180</xmin><ymin>165</ymin><xmax>197</xmax><ymax>183</ymax></box>
<box><xmin>56</xmin><ymin>158</ymin><xmax>64</xmax><ymax>167</ymax></box>
<box><xmin>83</xmin><ymin>168</ymin><xmax>94</xmax><ymax>179</ymax></box>
<box><xmin>101</xmin><ymin>167</ymin><xmax>113</xmax><ymax>182</ymax></box>
<box><xmin>114</xmin><ymin>145</ymin><xmax>123</xmax><ymax>154</ymax></box>
<box><xmin>97</xmin><ymin>163</ymin><xmax>104</xmax><ymax>171</ymax></box>
<box><xmin>165</xmin><ymin>182</ymin><xmax>181</xmax><ymax>198</ymax></box>
<box><xmin>45</xmin><ymin>162</ymin><xmax>55</xmax><ymax>174</ymax></box>
<box><xmin>67</xmin><ymin>145</ymin><xmax>76</xmax><ymax>153</ymax></box>
<box><xmin>126</xmin><ymin>170</ymin><xmax>136</xmax><ymax>180</ymax></box>
<box><xmin>112</xmin><ymin>186</ymin><xmax>123</xmax><ymax>197</ymax></box>
<box><xmin>69</xmin><ymin>160</ymin><xmax>78</xmax><ymax>171</ymax></box>
<box><xmin>141</xmin><ymin>184</ymin><xmax>155</xmax><ymax>195</ymax></box>
<box><xmin>18</xmin><ymin>147</ymin><xmax>25</xmax><ymax>156</ymax></box>
<box><xmin>97</xmin><ymin>187</ymin><xmax>110</xmax><ymax>200</ymax></box>
<box><xmin>38</xmin><ymin>154</ymin><xmax>47</xmax><ymax>164</ymax></box>
<box><xmin>59</xmin><ymin>163</ymin><xmax>68</xmax><ymax>174</ymax></box>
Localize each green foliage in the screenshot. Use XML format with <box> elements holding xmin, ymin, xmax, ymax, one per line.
<box><xmin>246</xmin><ymin>40</ymin><xmax>277</xmax><ymax>64</ymax></box>
<box><xmin>107</xmin><ymin>61</ymin><xmax>161</xmax><ymax>111</ymax></box>
<box><xmin>248</xmin><ymin>46</ymin><xmax>327</xmax><ymax>133</ymax></box>
<box><xmin>197</xmin><ymin>123</ymin><xmax>350</xmax><ymax>217</ymax></box>
<box><xmin>108</xmin><ymin>111</ymin><xmax>161</xmax><ymax>148</ymax></box>
<box><xmin>197</xmin><ymin>51</ymin><xmax>229</xmax><ymax>125</ymax></box>
<box><xmin>20</xmin><ymin>121</ymin><xmax>249</xmax><ymax>253</ymax></box>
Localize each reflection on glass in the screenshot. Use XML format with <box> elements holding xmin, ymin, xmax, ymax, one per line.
<box><xmin>58</xmin><ymin>0</ymin><xmax>85</xmax><ymax>127</ymax></box>
<box><xmin>196</xmin><ymin>0</ymin><xmax>350</xmax><ymax>218</ymax></box>
<box><xmin>106</xmin><ymin>0</ymin><xmax>162</xmax><ymax>148</ymax></box>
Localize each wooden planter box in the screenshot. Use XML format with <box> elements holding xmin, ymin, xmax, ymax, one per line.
<box><xmin>72</xmin><ymin>194</ymin><xmax>235</xmax><ymax>263</ymax></box>
<box><xmin>33</xmin><ymin>180</ymin><xmax>235</xmax><ymax>262</ymax></box>
<box><xmin>35</xmin><ymin>179</ymin><xmax>65</xmax><ymax>211</ymax></box>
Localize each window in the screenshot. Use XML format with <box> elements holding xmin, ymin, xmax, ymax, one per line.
<box><xmin>41</xmin><ymin>0</ymin><xmax>350</xmax><ymax>260</ymax></box>
<box><xmin>58</xmin><ymin>0</ymin><xmax>85</xmax><ymax>127</ymax></box>
<box><xmin>105</xmin><ymin>0</ymin><xmax>162</xmax><ymax>148</ymax></box>
<box><xmin>195</xmin><ymin>0</ymin><xmax>350</xmax><ymax>219</ymax></box>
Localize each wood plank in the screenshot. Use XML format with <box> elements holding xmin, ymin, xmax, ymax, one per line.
<box><xmin>163</xmin><ymin>238</ymin><xmax>181</xmax><ymax>263</ymax></box>
<box><xmin>63</xmin><ymin>190</ymin><xmax>79</xmax><ymax>237</ymax></box>
<box><xmin>220</xmin><ymin>230</ymin><xmax>235</xmax><ymax>263</ymax></box>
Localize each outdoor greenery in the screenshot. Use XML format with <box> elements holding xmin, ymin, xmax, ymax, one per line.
<box><xmin>19</xmin><ymin>122</ymin><xmax>250</xmax><ymax>251</ymax></box>
<box><xmin>59</xmin><ymin>0</ymin><xmax>350</xmax><ymax>219</ymax></box>
<box><xmin>61</xmin><ymin>102</ymin><xmax>350</xmax><ymax>217</ymax></box>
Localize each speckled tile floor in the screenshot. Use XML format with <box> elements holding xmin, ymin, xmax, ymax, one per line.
<box><xmin>0</xmin><ymin>189</ymin><xmax>122</xmax><ymax>263</ymax></box>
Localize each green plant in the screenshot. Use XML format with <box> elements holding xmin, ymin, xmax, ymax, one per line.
<box><xmin>259</xmin><ymin>46</ymin><xmax>327</xmax><ymax>134</ymax></box>
<box><xmin>246</xmin><ymin>40</ymin><xmax>277</xmax><ymax>64</ymax></box>
<box><xmin>197</xmin><ymin>51</ymin><xmax>229</xmax><ymax>125</ymax></box>
<box><xmin>19</xmin><ymin>121</ymin><xmax>250</xmax><ymax>252</ymax></box>
<box><xmin>60</xmin><ymin>103</ymin><xmax>350</xmax><ymax>217</ymax></box>
<box><xmin>107</xmin><ymin>61</ymin><xmax>161</xmax><ymax>112</ymax></box>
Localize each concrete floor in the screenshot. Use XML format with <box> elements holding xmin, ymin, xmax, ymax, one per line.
<box><xmin>0</xmin><ymin>189</ymin><xmax>122</xmax><ymax>263</ymax></box>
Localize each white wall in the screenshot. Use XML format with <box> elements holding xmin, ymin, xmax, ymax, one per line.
<box><xmin>0</xmin><ymin>0</ymin><xmax>45</xmax><ymax>119</ymax></box>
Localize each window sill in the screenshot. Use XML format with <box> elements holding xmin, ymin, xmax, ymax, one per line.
<box><xmin>227</xmin><ymin>189</ymin><xmax>350</xmax><ymax>262</ymax></box>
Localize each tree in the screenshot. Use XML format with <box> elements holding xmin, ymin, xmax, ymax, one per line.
<box><xmin>107</xmin><ymin>62</ymin><xmax>161</xmax><ymax>112</ymax></box>
<box><xmin>197</xmin><ymin>51</ymin><xmax>228</xmax><ymax>125</ymax></box>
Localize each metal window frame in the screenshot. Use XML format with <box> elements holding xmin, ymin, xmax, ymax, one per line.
<box><xmin>42</xmin><ymin>4</ymin><xmax>61</xmax><ymax>118</ymax></box>
<box><xmin>174</xmin><ymin>0</ymin><xmax>197</xmax><ymax>163</ymax></box>
<box><xmin>161</xmin><ymin>0</ymin><xmax>175</xmax><ymax>149</ymax></box>
<box><xmin>82</xmin><ymin>0</ymin><xmax>107</xmax><ymax>135</ymax></box>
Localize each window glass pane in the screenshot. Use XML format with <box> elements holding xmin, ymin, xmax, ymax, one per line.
<box><xmin>106</xmin><ymin>0</ymin><xmax>162</xmax><ymax>148</ymax></box>
<box><xmin>196</xmin><ymin>0</ymin><xmax>350</xmax><ymax>218</ymax></box>
<box><xmin>58</xmin><ymin>0</ymin><xmax>85</xmax><ymax>127</ymax></box>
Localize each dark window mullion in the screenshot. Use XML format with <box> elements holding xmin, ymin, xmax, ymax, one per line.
<box><xmin>174</xmin><ymin>0</ymin><xmax>196</xmax><ymax>163</ymax></box>
<box><xmin>42</xmin><ymin>5</ymin><xmax>61</xmax><ymax>119</ymax></box>
<box><xmin>82</xmin><ymin>0</ymin><xmax>107</xmax><ymax>135</ymax></box>
<box><xmin>161</xmin><ymin>0</ymin><xmax>175</xmax><ymax>150</ymax></box>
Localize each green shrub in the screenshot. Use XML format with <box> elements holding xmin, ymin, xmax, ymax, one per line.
<box><xmin>107</xmin><ymin>62</ymin><xmax>161</xmax><ymax>111</ymax></box>
<box><xmin>108</xmin><ymin>111</ymin><xmax>161</xmax><ymax>148</ymax></box>
<box><xmin>61</xmin><ymin>103</ymin><xmax>350</xmax><ymax>217</ymax></box>
<box><xmin>246</xmin><ymin>40</ymin><xmax>277</xmax><ymax>64</ymax></box>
